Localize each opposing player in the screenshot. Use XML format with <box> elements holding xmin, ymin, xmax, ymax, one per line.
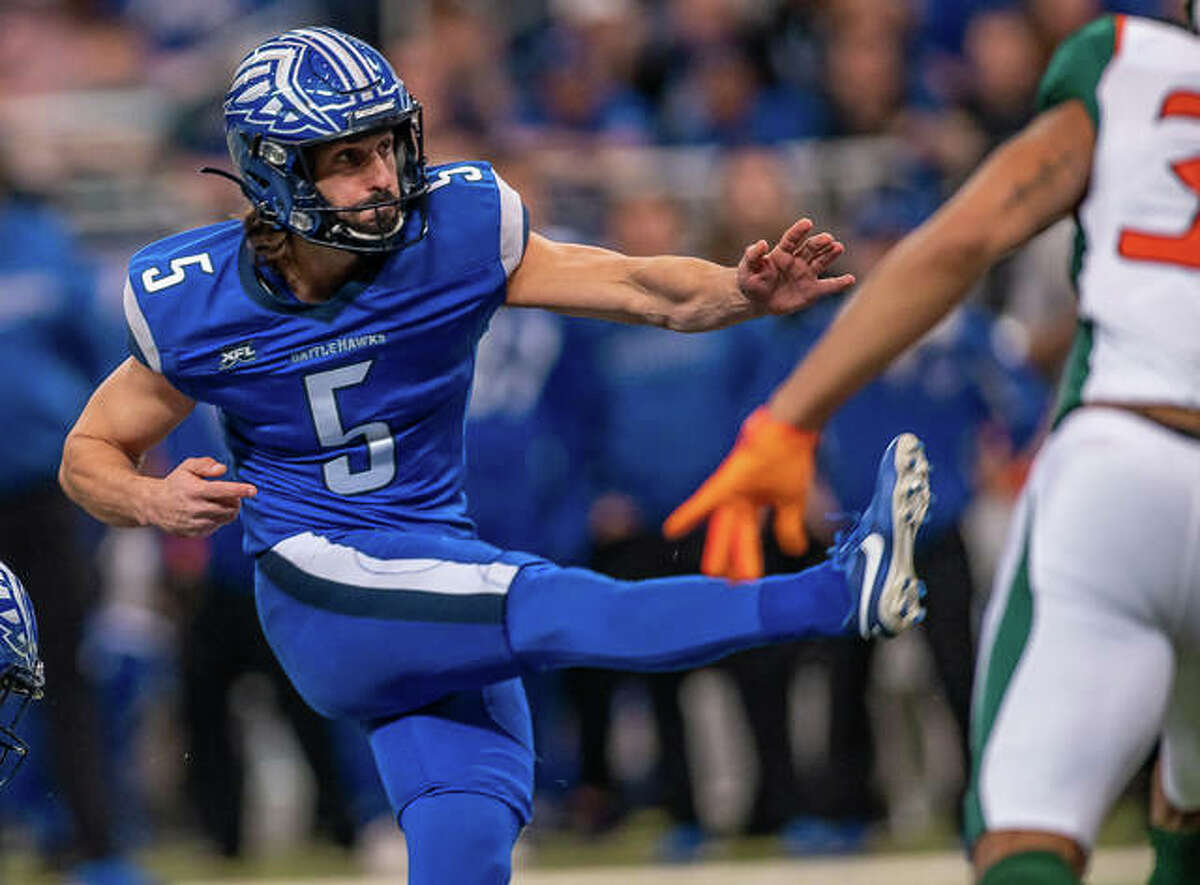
<box><xmin>0</xmin><ymin>560</ymin><xmax>45</xmax><ymax>789</ymax></box>
<box><xmin>57</xmin><ymin>28</ymin><xmax>929</xmax><ymax>883</ymax></box>
<box><xmin>666</xmin><ymin>6</ymin><xmax>1200</xmax><ymax>884</ymax></box>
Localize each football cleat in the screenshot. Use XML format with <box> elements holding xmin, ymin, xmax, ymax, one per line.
<box><xmin>831</xmin><ymin>433</ymin><xmax>931</xmax><ymax>638</ymax></box>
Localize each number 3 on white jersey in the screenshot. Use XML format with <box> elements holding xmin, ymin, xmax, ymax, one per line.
<box><xmin>1119</xmin><ymin>91</ymin><xmax>1200</xmax><ymax>270</ymax></box>
<box><xmin>142</xmin><ymin>253</ymin><xmax>214</xmax><ymax>293</ymax></box>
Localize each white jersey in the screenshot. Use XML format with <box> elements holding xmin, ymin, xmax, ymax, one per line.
<box><xmin>1044</xmin><ymin>15</ymin><xmax>1200</xmax><ymax>418</ymax></box>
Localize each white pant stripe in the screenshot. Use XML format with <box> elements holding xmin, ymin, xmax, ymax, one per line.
<box><xmin>271</xmin><ymin>532</ymin><xmax>518</xmax><ymax>596</ymax></box>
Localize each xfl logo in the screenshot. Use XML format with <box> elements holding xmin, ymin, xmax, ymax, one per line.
<box><xmin>219</xmin><ymin>342</ymin><xmax>258</xmax><ymax>372</ymax></box>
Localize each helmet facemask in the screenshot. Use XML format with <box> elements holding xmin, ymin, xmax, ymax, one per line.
<box><xmin>230</xmin><ymin>105</ymin><xmax>428</xmax><ymax>254</ymax></box>
<box><xmin>302</xmin><ymin>112</ymin><xmax>427</xmax><ymax>249</ymax></box>
<box><xmin>0</xmin><ymin>666</ymin><xmax>41</xmax><ymax>789</ymax></box>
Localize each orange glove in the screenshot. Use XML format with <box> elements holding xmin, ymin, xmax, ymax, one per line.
<box><xmin>663</xmin><ymin>407</ymin><xmax>818</xmax><ymax>581</ymax></box>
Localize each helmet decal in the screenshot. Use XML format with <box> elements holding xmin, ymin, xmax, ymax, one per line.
<box><xmin>292</xmin><ymin>27</ymin><xmax>380</xmax><ymax>91</ymax></box>
<box><xmin>0</xmin><ymin>564</ymin><xmax>38</xmax><ymax>680</ymax></box>
<box><xmin>227</xmin><ymin>47</ymin><xmax>338</xmax><ymax>138</ymax></box>
<box><xmin>0</xmin><ymin>561</ymin><xmax>40</xmax><ymax>788</ymax></box>
<box><xmin>226</xmin><ymin>28</ymin><xmax>404</xmax><ymax>141</ymax></box>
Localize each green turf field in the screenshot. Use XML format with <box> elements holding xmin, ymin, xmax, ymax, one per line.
<box><xmin>175</xmin><ymin>845</ymin><xmax>1150</xmax><ymax>885</ymax></box>
<box><xmin>1</xmin><ymin>797</ymin><xmax>1155</xmax><ymax>882</ymax></box>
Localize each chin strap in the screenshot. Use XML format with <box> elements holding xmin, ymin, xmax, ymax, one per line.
<box><xmin>201</xmin><ymin>164</ymin><xmax>420</xmax><ymax>252</ymax></box>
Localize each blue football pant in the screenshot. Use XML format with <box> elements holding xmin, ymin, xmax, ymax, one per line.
<box><xmin>254</xmin><ymin>528</ymin><xmax>852</xmax><ymax>877</ymax></box>
<box><xmin>402</xmin><ymin>791</ymin><xmax>521</xmax><ymax>884</ymax></box>
<box><xmin>255</xmin><ymin>529</ymin><xmax>851</xmax><ymax>722</ymax></box>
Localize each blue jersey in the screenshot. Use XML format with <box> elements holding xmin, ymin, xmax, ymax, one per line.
<box><xmin>123</xmin><ymin>163</ymin><xmax>528</xmax><ymax>554</ymax></box>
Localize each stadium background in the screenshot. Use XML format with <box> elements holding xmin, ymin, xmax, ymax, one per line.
<box><xmin>0</xmin><ymin>0</ymin><xmax>1180</xmax><ymax>882</ymax></box>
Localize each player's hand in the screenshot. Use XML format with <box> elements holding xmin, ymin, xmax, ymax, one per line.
<box><xmin>737</xmin><ymin>218</ymin><xmax>855</xmax><ymax>316</ymax></box>
<box><xmin>663</xmin><ymin>407</ymin><xmax>818</xmax><ymax>581</ymax></box>
<box><xmin>141</xmin><ymin>457</ymin><xmax>257</xmax><ymax>537</ymax></box>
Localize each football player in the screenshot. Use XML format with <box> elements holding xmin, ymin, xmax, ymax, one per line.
<box><xmin>666</xmin><ymin>5</ymin><xmax>1200</xmax><ymax>884</ymax></box>
<box><xmin>0</xmin><ymin>560</ymin><xmax>44</xmax><ymax>790</ymax></box>
<box><xmin>59</xmin><ymin>28</ymin><xmax>928</xmax><ymax>883</ymax></box>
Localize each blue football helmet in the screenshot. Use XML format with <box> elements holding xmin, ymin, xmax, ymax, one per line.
<box><xmin>0</xmin><ymin>560</ymin><xmax>43</xmax><ymax>789</ymax></box>
<box><xmin>222</xmin><ymin>27</ymin><xmax>428</xmax><ymax>252</ymax></box>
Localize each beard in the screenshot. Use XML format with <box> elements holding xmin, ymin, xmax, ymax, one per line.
<box><xmin>340</xmin><ymin>189</ymin><xmax>402</xmax><ymax>235</ymax></box>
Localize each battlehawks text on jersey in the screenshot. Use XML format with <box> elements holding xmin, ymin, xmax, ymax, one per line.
<box><xmin>1039</xmin><ymin>15</ymin><xmax>1200</xmax><ymax>420</ymax></box>
<box><xmin>123</xmin><ymin>163</ymin><xmax>528</xmax><ymax>554</ymax></box>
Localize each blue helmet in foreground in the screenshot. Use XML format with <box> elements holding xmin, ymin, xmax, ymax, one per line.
<box><xmin>0</xmin><ymin>560</ymin><xmax>43</xmax><ymax>789</ymax></box>
<box><xmin>222</xmin><ymin>27</ymin><xmax>427</xmax><ymax>252</ymax></box>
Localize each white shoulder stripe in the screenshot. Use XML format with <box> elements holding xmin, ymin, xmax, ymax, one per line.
<box><xmin>494</xmin><ymin>171</ymin><xmax>525</xmax><ymax>277</ymax></box>
<box><xmin>272</xmin><ymin>532</ymin><xmax>519</xmax><ymax>596</ymax></box>
<box><xmin>122</xmin><ymin>278</ymin><xmax>162</xmax><ymax>373</ymax></box>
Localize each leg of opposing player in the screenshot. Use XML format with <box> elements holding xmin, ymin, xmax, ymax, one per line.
<box><xmin>966</xmin><ymin>409</ymin><xmax>1200</xmax><ymax>885</ymax></box>
<box><xmin>1149</xmin><ymin>760</ymin><xmax>1200</xmax><ymax>885</ymax></box>
<box><xmin>1148</xmin><ymin>641</ymin><xmax>1200</xmax><ymax>884</ymax></box>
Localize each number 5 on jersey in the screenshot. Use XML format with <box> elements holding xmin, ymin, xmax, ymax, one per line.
<box><xmin>304</xmin><ymin>361</ymin><xmax>396</xmax><ymax>495</ymax></box>
<box><xmin>1119</xmin><ymin>91</ymin><xmax>1200</xmax><ymax>269</ymax></box>
<box><xmin>142</xmin><ymin>253</ymin><xmax>214</xmax><ymax>293</ymax></box>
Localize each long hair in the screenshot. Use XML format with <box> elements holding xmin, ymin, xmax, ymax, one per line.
<box><xmin>242</xmin><ymin>207</ymin><xmax>295</xmax><ymax>274</ymax></box>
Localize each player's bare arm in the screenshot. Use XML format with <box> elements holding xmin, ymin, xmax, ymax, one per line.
<box><xmin>768</xmin><ymin>100</ymin><xmax>1094</xmax><ymax>429</ymax></box>
<box><xmin>60</xmin><ymin>357</ymin><xmax>256</xmax><ymax>536</ymax></box>
<box><xmin>505</xmin><ymin>218</ymin><xmax>855</xmax><ymax>332</ymax></box>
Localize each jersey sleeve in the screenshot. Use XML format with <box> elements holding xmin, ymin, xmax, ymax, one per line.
<box><xmin>118</xmin><ymin>222</ymin><xmax>241</xmax><ymax>396</ymax></box>
<box><xmin>122</xmin><ymin>274</ymin><xmax>164</xmax><ymax>374</ymax></box>
<box><xmin>493</xmin><ymin>170</ymin><xmax>529</xmax><ymax>278</ymax></box>
<box><xmin>1036</xmin><ymin>15</ymin><xmax>1121</xmax><ymax>128</ymax></box>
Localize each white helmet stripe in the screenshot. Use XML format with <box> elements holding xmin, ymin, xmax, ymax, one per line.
<box><xmin>267</xmin><ymin>43</ymin><xmax>337</xmax><ymax>130</ymax></box>
<box><xmin>296</xmin><ymin>27</ymin><xmax>372</xmax><ymax>90</ymax></box>
<box><xmin>230</xmin><ymin>62</ymin><xmax>271</xmax><ymax>91</ymax></box>
<box><xmin>11</xmin><ymin>576</ymin><xmax>35</xmax><ymax>654</ymax></box>
<box><xmin>318</xmin><ymin>27</ymin><xmax>380</xmax><ymax>87</ymax></box>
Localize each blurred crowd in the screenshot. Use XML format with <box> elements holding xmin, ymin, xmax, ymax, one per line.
<box><xmin>0</xmin><ymin>0</ymin><xmax>1181</xmax><ymax>880</ymax></box>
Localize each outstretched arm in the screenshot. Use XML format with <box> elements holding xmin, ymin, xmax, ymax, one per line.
<box><xmin>505</xmin><ymin>218</ymin><xmax>854</xmax><ymax>332</ymax></box>
<box><xmin>665</xmin><ymin>100</ymin><xmax>1095</xmax><ymax>577</ymax></box>
<box><xmin>769</xmin><ymin>101</ymin><xmax>1094</xmax><ymax>428</ymax></box>
<box><xmin>60</xmin><ymin>358</ymin><xmax>257</xmax><ymax>536</ymax></box>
